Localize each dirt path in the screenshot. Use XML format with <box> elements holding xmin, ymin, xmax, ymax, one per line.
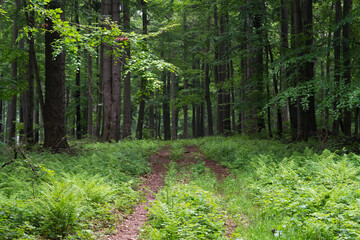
<box><xmin>180</xmin><ymin>145</ymin><xmax>230</xmax><ymax>181</ymax></box>
<box><xmin>107</xmin><ymin>148</ymin><xmax>171</xmax><ymax>240</ymax></box>
<box><xmin>107</xmin><ymin>145</ymin><xmax>234</xmax><ymax>240</ymax></box>
<box><xmin>180</xmin><ymin>145</ymin><xmax>236</xmax><ymax>237</ymax></box>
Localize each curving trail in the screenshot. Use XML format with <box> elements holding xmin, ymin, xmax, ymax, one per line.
<box><xmin>107</xmin><ymin>145</ymin><xmax>234</xmax><ymax>239</ymax></box>
<box><xmin>107</xmin><ymin>147</ymin><xmax>171</xmax><ymax>240</ymax></box>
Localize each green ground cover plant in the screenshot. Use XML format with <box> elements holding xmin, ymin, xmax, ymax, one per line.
<box><xmin>199</xmin><ymin>136</ymin><xmax>360</xmax><ymax>239</ymax></box>
<box><xmin>141</xmin><ymin>155</ymin><xmax>227</xmax><ymax>239</ymax></box>
<box><xmin>0</xmin><ymin>140</ymin><xmax>163</xmax><ymax>239</ymax></box>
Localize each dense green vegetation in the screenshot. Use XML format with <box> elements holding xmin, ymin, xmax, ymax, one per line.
<box><xmin>141</xmin><ymin>137</ymin><xmax>360</xmax><ymax>239</ymax></box>
<box><xmin>2</xmin><ymin>137</ymin><xmax>360</xmax><ymax>239</ymax></box>
<box><xmin>0</xmin><ymin>140</ymin><xmax>162</xmax><ymax>239</ymax></box>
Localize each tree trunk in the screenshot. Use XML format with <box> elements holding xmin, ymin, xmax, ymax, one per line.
<box><xmin>219</xmin><ymin>2</ymin><xmax>231</xmax><ymax>135</ymax></box>
<box><xmin>171</xmin><ymin>70</ymin><xmax>177</xmax><ymax>140</ymax></box>
<box><xmin>43</xmin><ymin>0</ymin><xmax>69</xmax><ymax>149</ymax></box>
<box><xmin>303</xmin><ymin>0</ymin><xmax>316</xmax><ymax>137</ymax></box>
<box><xmin>122</xmin><ymin>0</ymin><xmax>132</xmax><ymax>138</ymax></box>
<box><xmin>343</xmin><ymin>0</ymin><xmax>352</xmax><ymax>136</ymax></box>
<box><xmin>136</xmin><ymin>0</ymin><xmax>148</xmax><ymax>140</ymax></box>
<box><xmin>213</xmin><ymin>3</ymin><xmax>223</xmax><ymax>134</ymax></box>
<box><xmin>75</xmin><ymin>0</ymin><xmax>82</xmax><ymax>139</ymax></box>
<box><xmin>333</xmin><ymin>0</ymin><xmax>341</xmax><ymax>136</ymax></box>
<box><xmin>34</xmin><ymin>99</ymin><xmax>40</xmax><ymax>143</ymax></box>
<box><xmin>183</xmin><ymin>77</ymin><xmax>188</xmax><ymax>139</ymax></box>
<box><xmin>6</xmin><ymin>0</ymin><xmax>22</xmax><ymax>143</ymax></box>
<box><xmin>163</xmin><ymin>72</ymin><xmax>171</xmax><ymax>140</ymax></box>
<box><xmin>25</xmin><ymin>8</ymin><xmax>35</xmax><ymax>144</ymax></box>
<box><xmin>96</xmin><ymin>45</ymin><xmax>103</xmax><ymax>138</ymax></box>
<box><xmin>182</xmin><ymin>13</ymin><xmax>188</xmax><ymax>139</ymax></box>
<box><xmin>204</xmin><ymin>58</ymin><xmax>213</xmax><ymax>136</ymax></box>
<box><xmin>102</xmin><ymin>0</ymin><xmax>121</xmax><ymax>142</ymax></box>
<box><xmin>280</xmin><ymin>0</ymin><xmax>289</xmax><ymax>128</ymax></box>
<box><xmin>87</xmin><ymin>53</ymin><xmax>93</xmax><ymax>136</ymax></box>
<box><xmin>288</xmin><ymin>3</ymin><xmax>298</xmax><ymax>139</ymax></box>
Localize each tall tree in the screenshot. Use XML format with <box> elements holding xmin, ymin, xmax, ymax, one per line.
<box><xmin>122</xmin><ymin>0</ymin><xmax>132</xmax><ymax>138</ymax></box>
<box><xmin>136</xmin><ymin>0</ymin><xmax>148</xmax><ymax>140</ymax></box>
<box><xmin>101</xmin><ymin>0</ymin><xmax>121</xmax><ymax>142</ymax></box>
<box><xmin>75</xmin><ymin>0</ymin><xmax>82</xmax><ymax>139</ymax></box>
<box><xmin>6</xmin><ymin>0</ymin><xmax>22</xmax><ymax>143</ymax></box>
<box><xmin>43</xmin><ymin>0</ymin><xmax>69</xmax><ymax>149</ymax></box>
<box><xmin>343</xmin><ymin>0</ymin><xmax>353</xmax><ymax>136</ymax></box>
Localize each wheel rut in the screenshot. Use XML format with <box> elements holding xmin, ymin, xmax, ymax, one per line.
<box><xmin>107</xmin><ymin>145</ymin><xmax>234</xmax><ymax>239</ymax></box>
<box><xmin>107</xmin><ymin>147</ymin><xmax>171</xmax><ymax>240</ymax></box>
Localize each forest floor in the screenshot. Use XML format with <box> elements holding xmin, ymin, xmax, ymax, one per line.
<box><xmin>107</xmin><ymin>145</ymin><xmax>232</xmax><ymax>240</ymax></box>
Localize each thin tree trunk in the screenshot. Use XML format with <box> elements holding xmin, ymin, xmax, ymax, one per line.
<box><xmin>333</xmin><ymin>0</ymin><xmax>341</xmax><ymax>136</ymax></box>
<box><xmin>343</xmin><ymin>0</ymin><xmax>352</xmax><ymax>136</ymax></box>
<box><xmin>265</xmin><ymin>46</ymin><xmax>273</xmax><ymax>138</ymax></box>
<box><xmin>355</xmin><ymin>108</ymin><xmax>359</xmax><ymax>136</ymax></box>
<box><xmin>136</xmin><ymin>0</ymin><xmax>148</xmax><ymax>140</ymax></box>
<box><xmin>304</xmin><ymin>0</ymin><xmax>316</xmax><ymax>137</ymax></box>
<box><xmin>171</xmin><ymin>69</ymin><xmax>177</xmax><ymax>140</ymax></box>
<box><xmin>75</xmin><ymin>0</ymin><xmax>82</xmax><ymax>139</ymax></box>
<box><xmin>87</xmin><ymin>53</ymin><xmax>93</xmax><ymax>136</ymax></box>
<box><xmin>213</xmin><ymin>3</ymin><xmax>223</xmax><ymax>134</ymax></box>
<box><xmin>182</xmin><ymin>13</ymin><xmax>188</xmax><ymax>139</ymax></box>
<box><xmin>34</xmin><ymin>99</ymin><xmax>39</xmax><ymax>143</ymax></box>
<box><xmin>219</xmin><ymin>1</ymin><xmax>231</xmax><ymax>135</ymax></box>
<box><xmin>6</xmin><ymin>0</ymin><xmax>21</xmax><ymax>143</ymax></box>
<box><xmin>122</xmin><ymin>0</ymin><xmax>132</xmax><ymax>138</ymax></box>
<box><xmin>96</xmin><ymin>45</ymin><xmax>103</xmax><ymax>138</ymax></box>
<box><xmin>163</xmin><ymin>72</ymin><xmax>171</xmax><ymax>140</ymax></box>
<box><xmin>183</xmin><ymin>76</ymin><xmax>188</xmax><ymax>139</ymax></box>
<box><xmin>289</xmin><ymin>1</ymin><xmax>298</xmax><ymax>139</ymax></box>
<box><xmin>204</xmin><ymin>58</ymin><xmax>213</xmax><ymax>136</ymax></box>
<box><xmin>280</xmin><ymin>0</ymin><xmax>289</xmax><ymax>128</ymax></box>
<box><xmin>25</xmin><ymin>7</ymin><xmax>35</xmax><ymax>144</ymax></box>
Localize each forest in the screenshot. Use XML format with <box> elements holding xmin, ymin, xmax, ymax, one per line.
<box><xmin>1</xmin><ymin>0</ymin><xmax>360</xmax><ymax>239</ymax></box>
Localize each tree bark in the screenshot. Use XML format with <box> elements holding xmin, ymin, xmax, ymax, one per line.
<box><xmin>6</xmin><ymin>0</ymin><xmax>22</xmax><ymax>143</ymax></box>
<box><xmin>87</xmin><ymin>53</ymin><xmax>93</xmax><ymax>136</ymax></box>
<box><xmin>122</xmin><ymin>0</ymin><xmax>132</xmax><ymax>138</ymax></box>
<box><xmin>136</xmin><ymin>0</ymin><xmax>148</xmax><ymax>140</ymax></box>
<box><xmin>75</xmin><ymin>0</ymin><xmax>82</xmax><ymax>139</ymax></box>
<box><xmin>343</xmin><ymin>0</ymin><xmax>352</xmax><ymax>136</ymax></box>
<box><xmin>163</xmin><ymin>72</ymin><xmax>171</xmax><ymax>140</ymax></box>
<box><xmin>170</xmin><ymin>69</ymin><xmax>177</xmax><ymax>140</ymax></box>
<box><xmin>43</xmin><ymin>0</ymin><xmax>69</xmax><ymax>149</ymax></box>
<box><xmin>333</xmin><ymin>0</ymin><xmax>341</xmax><ymax>136</ymax></box>
<box><xmin>213</xmin><ymin>3</ymin><xmax>223</xmax><ymax>134</ymax></box>
<box><xmin>96</xmin><ymin>45</ymin><xmax>103</xmax><ymax>138</ymax></box>
<box><xmin>204</xmin><ymin>57</ymin><xmax>213</xmax><ymax>136</ymax></box>
<box><xmin>24</xmin><ymin>7</ymin><xmax>35</xmax><ymax>144</ymax></box>
<box><xmin>280</xmin><ymin>0</ymin><xmax>289</xmax><ymax>128</ymax></box>
<box><xmin>102</xmin><ymin>0</ymin><xmax>122</xmax><ymax>142</ymax></box>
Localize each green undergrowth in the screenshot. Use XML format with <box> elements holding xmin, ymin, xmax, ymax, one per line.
<box><xmin>141</xmin><ymin>150</ymin><xmax>227</xmax><ymax>240</ymax></box>
<box><xmin>0</xmin><ymin>140</ymin><xmax>163</xmax><ymax>240</ymax></box>
<box><xmin>199</xmin><ymin>136</ymin><xmax>360</xmax><ymax>239</ymax></box>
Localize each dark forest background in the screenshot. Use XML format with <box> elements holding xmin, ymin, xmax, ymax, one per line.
<box><xmin>0</xmin><ymin>0</ymin><xmax>359</xmax><ymax>148</ymax></box>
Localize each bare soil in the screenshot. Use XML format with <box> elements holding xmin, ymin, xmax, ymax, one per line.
<box><xmin>107</xmin><ymin>145</ymin><xmax>234</xmax><ymax>240</ymax></box>
<box><xmin>107</xmin><ymin>147</ymin><xmax>171</xmax><ymax>240</ymax></box>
